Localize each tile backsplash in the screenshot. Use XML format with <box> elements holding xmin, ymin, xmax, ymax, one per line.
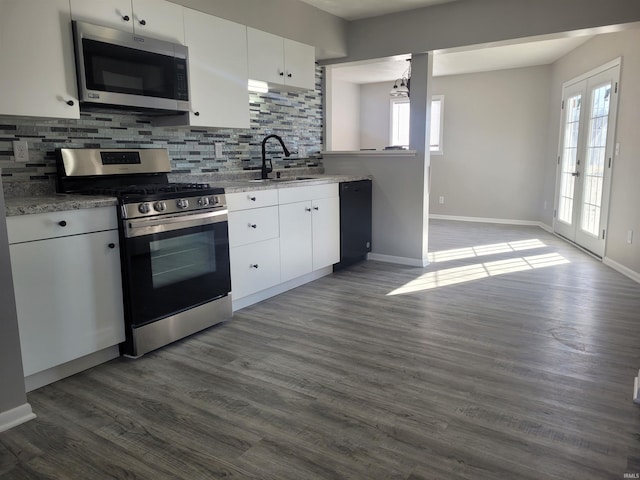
<box><xmin>0</xmin><ymin>67</ymin><xmax>323</xmax><ymax>186</ymax></box>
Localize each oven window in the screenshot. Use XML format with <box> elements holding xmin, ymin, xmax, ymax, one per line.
<box><xmin>150</xmin><ymin>231</ymin><xmax>216</xmax><ymax>289</ymax></box>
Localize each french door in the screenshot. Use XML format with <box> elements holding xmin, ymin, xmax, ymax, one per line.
<box><xmin>554</xmin><ymin>60</ymin><xmax>620</xmax><ymax>257</ymax></box>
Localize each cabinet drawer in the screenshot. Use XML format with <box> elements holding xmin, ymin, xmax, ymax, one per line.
<box><xmin>230</xmin><ymin>238</ymin><xmax>280</xmax><ymax>299</ymax></box>
<box><xmin>228</xmin><ymin>206</ymin><xmax>279</xmax><ymax>248</ymax></box>
<box><xmin>226</xmin><ymin>189</ymin><xmax>278</xmax><ymax>211</ymax></box>
<box><xmin>278</xmin><ymin>183</ymin><xmax>338</xmax><ymax>204</ymax></box>
<box><xmin>7</xmin><ymin>206</ymin><xmax>118</xmax><ymax>244</ymax></box>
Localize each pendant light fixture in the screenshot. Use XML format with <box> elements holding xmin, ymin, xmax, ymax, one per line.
<box><xmin>390</xmin><ymin>59</ymin><xmax>411</xmax><ymax>97</ymax></box>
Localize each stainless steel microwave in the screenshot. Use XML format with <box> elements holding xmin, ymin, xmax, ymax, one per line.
<box><xmin>72</xmin><ymin>21</ymin><xmax>190</xmax><ymax>113</ymax></box>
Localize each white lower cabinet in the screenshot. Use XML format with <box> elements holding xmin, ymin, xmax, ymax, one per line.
<box><xmin>228</xmin><ymin>183</ymin><xmax>340</xmax><ymax>306</ymax></box>
<box><xmin>228</xmin><ymin>190</ymin><xmax>280</xmax><ymax>299</ymax></box>
<box><xmin>7</xmin><ymin>207</ymin><xmax>125</xmax><ymax>377</ymax></box>
<box><xmin>279</xmin><ymin>184</ymin><xmax>340</xmax><ymax>283</ymax></box>
<box><xmin>230</xmin><ymin>238</ymin><xmax>280</xmax><ymax>299</ymax></box>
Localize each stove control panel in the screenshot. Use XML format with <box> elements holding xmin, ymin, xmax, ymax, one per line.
<box><xmin>121</xmin><ymin>193</ymin><xmax>226</xmax><ymax>219</ymax></box>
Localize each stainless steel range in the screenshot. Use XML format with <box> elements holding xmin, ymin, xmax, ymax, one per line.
<box><xmin>56</xmin><ymin>148</ymin><xmax>232</xmax><ymax>357</ymax></box>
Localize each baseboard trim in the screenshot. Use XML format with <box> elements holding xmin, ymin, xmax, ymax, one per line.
<box><xmin>232</xmin><ymin>267</ymin><xmax>333</xmax><ymax>311</ymax></box>
<box><xmin>603</xmin><ymin>257</ymin><xmax>640</xmax><ymax>284</ymax></box>
<box><xmin>368</xmin><ymin>253</ymin><xmax>429</xmax><ymax>267</ymax></box>
<box><xmin>0</xmin><ymin>403</ymin><xmax>36</xmax><ymax>433</ymax></box>
<box><xmin>24</xmin><ymin>345</ymin><xmax>120</xmax><ymax>392</ymax></box>
<box><xmin>429</xmin><ymin>214</ymin><xmax>542</xmax><ymax>227</ymax></box>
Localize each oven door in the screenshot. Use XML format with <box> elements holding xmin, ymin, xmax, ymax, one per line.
<box><xmin>122</xmin><ymin>209</ymin><xmax>230</xmax><ymax>328</ymax></box>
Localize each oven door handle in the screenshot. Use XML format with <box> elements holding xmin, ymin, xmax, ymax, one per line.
<box><xmin>125</xmin><ymin>209</ymin><xmax>228</xmax><ymax>238</ymax></box>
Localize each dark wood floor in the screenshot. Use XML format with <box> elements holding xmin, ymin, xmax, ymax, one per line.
<box><xmin>2</xmin><ymin>220</ymin><xmax>640</xmax><ymax>479</ymax></box>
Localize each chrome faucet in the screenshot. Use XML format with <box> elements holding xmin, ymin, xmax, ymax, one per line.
<box><xmin>261</xmin><ymin>134</ymin><xmax>290</xmax><ymax>180</ymax></box>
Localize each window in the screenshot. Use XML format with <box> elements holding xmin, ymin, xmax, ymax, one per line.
<box><xmin>390</xmin><ymin>95</ymin><xmax>444</xmax><ymax>155</ymax></box>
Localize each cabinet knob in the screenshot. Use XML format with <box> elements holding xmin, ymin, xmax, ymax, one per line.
<box><xmin>249</xmin><ymin>223</ymin><xmax>257</xmax><ymax>229</ymax></box>
<box><xmin>305</xmin><ymin>207</ymin><xmax>312</xmax><ymax>212</ymax></box>
<box><xmin>249</xmin><ymin>196</ymin><xmax>256</xmax><ymax>201</ymax></box>
<box><xmin>108</xmin><ymin>243</ymin><xmax>116</xmax><ymax>249</ymax></box>
<box><xmin>58</xmin><ymin>220</ymin><xmax>67</xmax><ymax>227</ymax></box>
<box><xmin>139</xmin><ymin>19</ymin><xmax>146</xmax><ymax>26</ymax></box>
<box><xmin>250</xmin><ymin>264</ymin><xmax>259</xmax><ymax>269</ymax></box>
<box><xmin>66</xmin><ymin>100</ymin><xmax>75</xmax><ymax>106</ymax></box>
<box><xmin>194</xmin><ymin>111</ymin><xmax>200</xmax><ymax>116</ymax></box>
<box><xmin>287</xmin><ymin>73</ymin><xmax>292</xmax><ymax>78</ymax></box>
<box><xmin>122</xmin><ymin>15</ymin><xmax>130</xmax><ymax>21</ymax></box>
<box><xmin>279</xmin><ymin>71</ymin><xmax>284</xmax><ymax>76</ymax></box>
<box><xmin>313</xmin><ymin>206</ymin><xmax>319</xmax><ymax>211</ymax></box>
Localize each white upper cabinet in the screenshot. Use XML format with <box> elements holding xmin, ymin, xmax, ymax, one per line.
<box><xmin>69</xmin><ymin>0</ymin><xmax>184</xmax><ymax>43</ymax></box>
<box><xmin>182</xmin><ymin>8</ymin><xmax>249</xmax><ymax>128</ymax></box>
<box><xmin>247</xmin><ymin>28</ymin><xmax>315</xmax><ymax>90</ymax></box>
<box><xmin>0</xmin><ymin>0</ymin><xmax>79</xmax><ymax>119</ymax></box>
<box><xmin>283</xmin><ymin>38</ymin><xmax>316</xmax><ymax>90</ymax></box>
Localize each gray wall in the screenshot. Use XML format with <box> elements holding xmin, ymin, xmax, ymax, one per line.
<box><xmin>337</xmin><ymin>0</ymin><xmax>640</xmax><ymax>64</ymax></box>
<box><xmin>358</xmin><ymin>66</ymin><xmax>551</xmax><ymax>221</ymax></box>
<box><xmin>0</xmin><ymin>177</ymin><xmax>28</xmax><ymax>414</ymax></box>
<box><xmin>542</xmin><ymin>28</ymin><xmax>640</xmax><ymax>273</ymax></box>
<box><xmin>170</xmin><ymin>0</ymin><xmax>348</xmax><ymax>59</ymax></box>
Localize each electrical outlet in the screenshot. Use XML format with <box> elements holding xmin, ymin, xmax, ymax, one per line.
<box><xmin>214</xmin><ymin>143</ymin><xmax>223</xmax><ymax>158</ymax></box>
<box><xmin>628</xmin><ymin>230</ymin><xmax>634</xmax><ymax>245</ymax></box>
<box><xmin>439</xmin><ymin>196</ymin><xmax>445</xmax><ymax>205</ymax></box>
<box><xmin>13</xmin><ymin>140</ymin><xmax>29</xmax><ymax>163</ymax></box>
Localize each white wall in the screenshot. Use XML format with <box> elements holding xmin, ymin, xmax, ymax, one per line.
<box><xmin>326</xmin><ymin>77</ymin><xmax>361</xmax><ymax>151</ymax></box>
<box><xmin>358</xmin><ymin>66</ymin><xmax>551</xmax><ymax>221</ymax></box>
<box><xmin>360</xmin><ymin>82</ymin><xmax>393</xmax><ymax>150</ymax></box>
<box><xmin>429</xmin><ymin>66</ymin><xmax>551</xmax><ymax>221</ymax></box>
<box><xmin>337</xmin><ymin>0</ymin><xmax>640</xmax><ymax>64</ymax></box>
<box><xmin>542</xmin><ymin>28</ymin><xmax>640</xmax><ymax>275</ymax></box>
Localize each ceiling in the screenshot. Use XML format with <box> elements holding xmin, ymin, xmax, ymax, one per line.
<box><xmin>298</xmin><ymin>0</ymin><xmax>458</xmax><ymax>21</ymax></box>
<box><xmin>329</xmin><ymin>35</ymin><xmax>594</xmax><ymax>83</ymax></box>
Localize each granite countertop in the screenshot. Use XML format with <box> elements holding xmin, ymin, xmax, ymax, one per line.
<box><xmin>219</xmin><ymin>174</ymin><xmax>372</xmax><ymax>193</ymax></box>
<box><xmin>4</xmin><ymin>194</ymin><xmax>118</xmax><ymax>217</ymax></box>
<box><xmin>3</xmin><ymin>175</ymin><xmax>372</xmax><ymax>216</ymax></box>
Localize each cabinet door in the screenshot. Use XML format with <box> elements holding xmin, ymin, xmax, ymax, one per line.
<box><xmin>10</xmin><ymin>230</ymin><xmax>125</xmax><ymax>376</ymax></box>
<box><xmin>247</xmin><ymin>27</ymin><xmax>285</xmax><ymax>85</ymax></box>
<box><xmin>312</xmin><ymin>196</ymin><xmax>340</xmax><ymax>270</ymax></box>
<box><xmin>230</xmin><ymin>238</ymin><xmax>280</xmax><ymax>299</ymax></box>
<box><xmin>284</xmin><ymin>38</ymin><xmax>315</xmax><ymax>90</ymax></box>
<box><xmin>0</xmin><ymin>0</ymin><xmax>79</xmax><ymax>119</ymax></box>
<box><xmin>184</xmin><ymin>9</ymin><xmax>248</xmax><ymax>128</ymax></box>
<box><xmin>279</xmin><ymin>201</ymin><xmax>313</xmax><ymax>282</ymax></box>
<box><xmin>70</xmin><ymin>0</ymin><xmax>134</xmax><ymax>32</ymax></box>
<box><xmin>131</xmin><ymin>0</ymin><xmax>184</xmax><ymax>43</ymax></box>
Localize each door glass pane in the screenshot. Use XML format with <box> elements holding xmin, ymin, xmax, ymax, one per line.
<box><xmin>580</xmin><ymin>82</ymin><xmax>611</xmax><ymax>236</ymax></box>
<box><xmin>150</xmin><ymin>231</ymin><xmax>217</xmax><ymax>288</ymax></box>
<box><xmin>558</xmin><ymin>94</ymin><xmax>581</xmax><ymax>224</ymax></box>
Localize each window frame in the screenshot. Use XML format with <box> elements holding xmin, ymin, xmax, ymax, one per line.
<box><xmin>389</xmin><ymin>94</ymin><xmax>445</xmax><ymax>155</ymax></box>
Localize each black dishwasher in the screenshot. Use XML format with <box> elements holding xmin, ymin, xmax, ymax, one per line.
<box><xmin>334</xmin><ymin>179</ymin><xmax>372</xmax><ymax>271</ymax></box>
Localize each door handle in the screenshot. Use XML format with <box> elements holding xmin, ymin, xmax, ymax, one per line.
<box><xmin>571</xmin><ymin>171</ymin><xmax>580</xmax><ymax>177</ymax></box>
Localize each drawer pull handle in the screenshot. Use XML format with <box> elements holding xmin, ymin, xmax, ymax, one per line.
<box><xmin>249</xmin><ymin>223</ymin><xmax>257</xmax><ymax>229</ymax></box>
<box><xmin>250</xmin><ymin>264</ymin><xmax>259</xmax><ymax>269</ymax></box>
<box><xmin>249</xmin><ymin>196</ymin><xmax>256</xmax><ymax>201</ymax></box>
<box><xmin>108</xmin><ymin>243</ymin><xmax>116</xmax><ymax>249</ymax></box>
<box><xmin>58</xmin><ymin>220</ymin><xmax>67</xmax><ymax>227</ymax></box>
